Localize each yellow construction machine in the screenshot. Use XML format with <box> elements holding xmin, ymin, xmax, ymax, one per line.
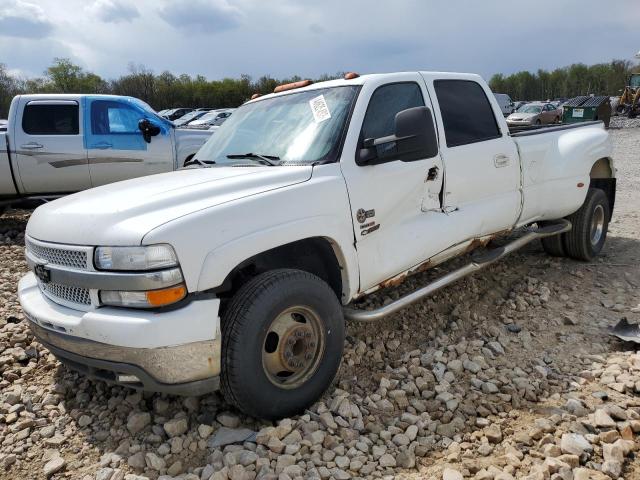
<box><xmin>618</xmin><ymin>73</ymin><xmax>640</xmax><ymax>118</ymax></box>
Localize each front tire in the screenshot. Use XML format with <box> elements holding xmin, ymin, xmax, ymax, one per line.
<box><xmin>220</xmin><ymin>269</ymin><xmax>345</xmax><ymax>419</ymax></box>
<box><xmin>563</xmin><ymin>188</ymin><xmax>610</xmax><ymax>261</ymax></box>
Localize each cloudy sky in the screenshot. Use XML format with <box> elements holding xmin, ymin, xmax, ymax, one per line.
<box><xmin>1</xmin><ymin>0</ymin><xmax>638</xmax><ymax>81</ymax></box>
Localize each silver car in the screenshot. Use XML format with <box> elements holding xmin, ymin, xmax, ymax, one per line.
<box><xmin>506</xmin><ymin>102</ymin><xmax>562</xmax><ymax>126</ymax></box>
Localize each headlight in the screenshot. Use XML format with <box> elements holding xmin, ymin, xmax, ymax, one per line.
<box><xmin>95</xmin><ymin>244</ymin><xmax>178</xmax><ymax>271</ymax></box>
<box><xmin>100</xmin><ymin>284</ymin><xmax>187</xmax><ymax>308</ymax></box>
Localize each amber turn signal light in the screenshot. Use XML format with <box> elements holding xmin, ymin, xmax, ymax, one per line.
<box><xmin>145</xmin><ymin>285</ymin><xmax>187</xmax><ymax>307</ymax></box>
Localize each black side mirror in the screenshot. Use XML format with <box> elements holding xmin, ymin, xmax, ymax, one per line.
<box><xmin>138</xmin><ymin>118</ymin><xmax>161</xmax><ymax>143</ymax></box>
<box><xmin>357</xmin><ymin>106</ymin><xmax>438</xmax><ymax>165</ymax></box>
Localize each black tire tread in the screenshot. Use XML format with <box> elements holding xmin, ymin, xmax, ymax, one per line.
<box><xmin>563</xmin><ymin>188</ymin><xmax>609</xmax><ymax>261</ymax></box>
<box><xmin>220</xmin><ymin>269</ymin><xmax>342</xmax><ymax>418</ymax></box>
<box><xmin>541</xmin><ymin>232</ymin><xmax>565</xmax><ymax>257</ymax></box>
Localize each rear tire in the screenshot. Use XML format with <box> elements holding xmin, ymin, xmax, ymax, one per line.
<box><xmin>220</xmin><ymin>269</ymin><xmax>345</xmax><ymax>419</ymax></box>
<box><xmin>540</xmin><ymin>222</ymin><xmax>566</xmax><ymax>257</ymax></box>
<box><xmin>563</xmin><ymin>188</ymin><xmax>609</xmax><ymax>261</ymax></box>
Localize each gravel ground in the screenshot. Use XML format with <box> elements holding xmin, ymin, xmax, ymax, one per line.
<box><xmin>0</xmin><ymin>129</ymin><xmax>639</xmax><ymax>480</ymax></box>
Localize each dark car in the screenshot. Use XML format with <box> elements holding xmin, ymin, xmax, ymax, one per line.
<box><xmin>163</xmin><ymin>108</ymin><xmax>195</xmax><ymax>121</ymax></box>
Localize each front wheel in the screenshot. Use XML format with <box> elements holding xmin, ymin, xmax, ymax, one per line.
<box><xmin>563</xmin><ymin>188</ymin><xmax>610</xmax><ymax>261</ymax></box>
<box><xmin>220</xmin><ymin>269</ymin><xmax>345</xmax><ymax>419</ymax></box>
<box><xmin>535</xmin><ymin>119</ymin><xmax>542</xmax><ymax>125</ymax></box>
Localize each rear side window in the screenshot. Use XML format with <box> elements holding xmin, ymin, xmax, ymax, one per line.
<box><xmin>434</xmin><ymin>80</ymin><xmax>501</xmax><ymax>148</ymax></box>
<box><xmin>361</xmin><ymin>82</ymin><xmax>425</xmax><ymax>141</ymax></box>
<box><xmin>91</xmin><ymin>100</ymin><xmax>141</xmax><ymax>134</ymax></box>
<box><xmin>22</xmin><ymin>103</ymin><xmax>79</xmax><ymax>135</ymax></box>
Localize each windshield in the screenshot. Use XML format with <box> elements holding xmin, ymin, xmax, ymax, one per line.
<box><xmin>517</xmin><ymin>105</ymin><xmax>542</xmax><ymax>114</ymax></box>
<box><xmin>196</xmin><ymin>86</ymin><xmax>358</xmax><ymax>165</ymax></box>
<box><xmin>190</xmin><ymin>110</ymin><xmax>220</xmax><ymax>125</ymax></box>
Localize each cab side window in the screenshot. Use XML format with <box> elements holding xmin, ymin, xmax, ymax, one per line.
<box><xmin>91</xmin><ymin>100</ymin><xmax>141</xmax><ymax>134</ymax></box>
<box><xmin>22</xmin><ymin>103</ymin><xmax>79</xmax><ymax>135</ymax></box>
<box><xmin>434</xmin><ymin>80</ymin><xmax>501</xmax><ymax>148</ymax></box>
<box><xmin>361</xmin><ymin>83</ymin><xmax>425</xmax><ymax>141</ymax></box>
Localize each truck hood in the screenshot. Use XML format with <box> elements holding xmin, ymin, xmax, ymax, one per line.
<box><xmin>27</xmin><ymin>166</ymin><xmax>313</xmax><ymax>246</ymax></box>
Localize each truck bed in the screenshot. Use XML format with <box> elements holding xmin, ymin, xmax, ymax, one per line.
<box><xmin>509</xmin><ymin>120</ymin><xmax>603</xmax><ymax>137</ymax></box>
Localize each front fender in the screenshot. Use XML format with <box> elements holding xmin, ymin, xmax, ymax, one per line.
<box><xmin>196</xmin><ymin>216</ymin><xmax>358</xmax><ymax>301</ymax></box>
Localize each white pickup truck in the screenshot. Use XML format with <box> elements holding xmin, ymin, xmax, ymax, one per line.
<box><xmin>0</xmin><ymin>94</ymin><xmax>212</xmax><ymax>212</ymax></box>
<box><xmin>18</xmin><ymin>71</ymin><xmax>616</xmax><ymax>419</ymax></box>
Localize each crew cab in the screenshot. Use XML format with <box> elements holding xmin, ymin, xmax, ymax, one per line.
<box><xmin>18</xmin><ymin>72</ymin><xmax>615</xmax><ymax>419</ymax></box>
<box><xmin>0</xmin><ymin>94</ymin><xmax>212</xmax><ymax>212</ymax></box>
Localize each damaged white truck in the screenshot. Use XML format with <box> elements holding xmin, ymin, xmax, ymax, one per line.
<box><xmin>18</xmin><ymin>72</ymin><xmax>615</xmax><ymax>419</ymax></box>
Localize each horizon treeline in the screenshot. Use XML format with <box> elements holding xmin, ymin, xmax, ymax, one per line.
<box><xmin>1</xmin><ymin>57</ymin><xmax>638</xmax><ymax>117</ymax></box>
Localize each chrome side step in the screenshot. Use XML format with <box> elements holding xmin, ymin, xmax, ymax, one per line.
<box><xmin>343</xmin><ymin>220</ymin><xmax>571</xmax><ymax>322</ymax></box>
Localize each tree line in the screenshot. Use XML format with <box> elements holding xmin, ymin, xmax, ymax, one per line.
<box><xmin>1</xmin><ymin>57</ymin><xmax>638</xmax><ymax>118</ymax></box>
<box><xmin>489</xmin><ymin>60</ymin><xmax>638</xmax><ymax>101</ymax></box>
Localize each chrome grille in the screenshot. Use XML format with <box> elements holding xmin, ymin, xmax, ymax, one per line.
<box><xmin>26</xmin><ymin>240</ymin><xmax>88</xmax><ymax>270</ymax></box>
<box><xmin>41</xmin><ymin>282</ymin><xmax>91</xmax><ymax>306</ymax></box>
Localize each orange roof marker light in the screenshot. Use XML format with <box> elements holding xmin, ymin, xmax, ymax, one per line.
<box><xmin>274</xmin><ymin>79</ymin><xmax>313</xmax><ymax>93</ymax></box>
<box><xmin>344</xmin><ymin>72</ymin><xmax>360</xmax><ymax>80</ymax></box>
<box><xmin>250</xmin><ymin>93</ymin><xmax>261</xmax><ymax>100</ymax></box>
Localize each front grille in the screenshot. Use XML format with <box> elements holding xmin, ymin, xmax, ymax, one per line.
<box><xmin>26</xmin><ymin>240</ymin><xmax>89</xmax><ymax>270</ymax></box>
<box><xmin>41</xmin><ymin>282</ymin><xmax>91</xmax><ymax>306</ymax></box>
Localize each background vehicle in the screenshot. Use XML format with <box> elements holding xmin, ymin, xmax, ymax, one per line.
<box><xmin>0</xmin><ymin>94</ymin><xmax>213</xmax><ymax>210</ymax></box>
<box><xmin>493</xmin><ymin>93</ymin><xmax>515</xmax><ymax>116</ymax></box>
<box><xmin>506</xmin><ymin>102</ymin><xmax>562</xmax><ymax>126</ymax></box>
<box><xmin>513</xmin><ymin>100</ymin><xmax>528</xmax><ymax>111</ymax></box>
<box><xmin>173</xmin><ymin>110</ymin><xmax>210</xmax><ymax>127</ymax></box>
<box><xmin>186</xmin><ymin>108</ymin><xmax>235</xmax><ymax>129</ymax></box>
<box><xmin>162</xmin><ymin>108</ymin><xmax>194</xmax><ymax>121</ymax></box>
<box><xmin>0</xmin><ymin>119</ymin><xmax>7</xmax><ymax>131</ymax></box>
<box><xmin>19</xmin><ymin>72</ymin><xmax>614</xmax><ymax>420</ymax></box>
<box><xmin>617</xmin><ymin>73</ymin><xmax>640</xmax><ymax>118</ymax></box>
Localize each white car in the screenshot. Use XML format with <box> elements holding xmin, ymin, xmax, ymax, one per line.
<box><xmin>187</xmin><ymin>108</ymin><xmax>235</xmax><ymax>129</ymax></box>
<box><xmin>19</xmin><ymin>71</ymin><xmax>615</xmax><ymax>419</ymax></box>
<box><xmin>0</xmin><ymin>94</ymin><xmax>213</xmax><ymax>211</ymax></box>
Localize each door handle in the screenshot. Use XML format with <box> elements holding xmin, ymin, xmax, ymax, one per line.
<box><xmin>20</xmin><ymin>142</ymin><xmax>43</xmax><ymax>150</ymax></box>
<box><xmin>90</xmin><ymin>142</ymin><xmax>113</xmax><ymax>149</ymax></box>
<box><xmin>494</xmin><ymin>154</ymin><xmax>510</xmax><ymax>168</ymax></box>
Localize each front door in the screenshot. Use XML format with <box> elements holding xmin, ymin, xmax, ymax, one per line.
<box><xmin>13</xmin><ymin>98</ymin><xmax>91</xmax><ymax>193</ymax></box>
<box><xmin>340</xmin><ymin>75</ymin><xmax>453</xmax><ymax>292</ymax></box>
<box><xmin>85</xmin><ymin>97</ymin><xmax>174</xmax><ymax>187</ymax></box>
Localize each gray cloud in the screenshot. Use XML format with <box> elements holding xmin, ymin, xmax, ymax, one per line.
<box><xmin>89</xmin><ymin>0</ymin><xmax>140</xmax><ymax>23</ymax></box>
<box><xmin>0</xmin><ymin>0</ymin><xmax>54</xmax><ymax>39</ymax></box>
<box><xmin>158</xmin><ymin>0</ymin><xmax>241</xmax><ymax>34</ymax></box>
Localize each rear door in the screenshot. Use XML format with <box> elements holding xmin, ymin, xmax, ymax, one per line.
<box><xmin>427</xmin><ymin>77</ymin><xmax>521</xmax><ymax>237</ymax></box>
<box><xmin>13</xmin><ymin>98</ymin><xmax>90</xmax><ymax>193</ymax></box>
<box><xmin>85</xmin><ymin>97</ymin><xmax>174</xmax><ymax>187</ymax></box>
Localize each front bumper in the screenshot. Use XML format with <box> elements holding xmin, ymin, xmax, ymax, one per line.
<box><xmin>19</xmin><ymin>273</ymin><xmax>222</xmax><ymax>395</ymax></box>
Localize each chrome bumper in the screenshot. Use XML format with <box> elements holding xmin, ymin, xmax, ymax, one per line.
<box><xmin>27</xmin><ymin>318</ymin><xmax>221</xmax><ymax>395</ymax></box>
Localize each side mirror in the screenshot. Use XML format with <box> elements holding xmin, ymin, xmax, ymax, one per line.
<box><xmin>138</xmin><ymin>118</ymin><xmax>161</xmax><ymax>143</ymax></box>
<box><xmin>357</xmin><ymin>106</ymin><xmax>438</xmax><ymax>165</ymax></box>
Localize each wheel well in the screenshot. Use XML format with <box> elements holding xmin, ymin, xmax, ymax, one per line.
<box><xmin>217</xmin><ymin>237</ymin><xmax>343</xmax><ymax>311</ymax></box>
<box><xmin>589</xmin><ymin>158</ymin><xmax>616</xmax><ymax>219</ymax></box>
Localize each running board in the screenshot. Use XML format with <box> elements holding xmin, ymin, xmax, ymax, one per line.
<box><xmin>343</xmin><ymin>220</ymin><xmax>572</xmax><ymax>322</ymax></box>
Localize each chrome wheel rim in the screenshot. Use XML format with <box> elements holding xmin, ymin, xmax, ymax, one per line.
<box><xmin>261</xmin><ymin>306</ymin><xmax>325</xmax><ymax>389</ymax></box>
<box><xmin>590</xmin><ymin>204</ymin><xmax>605</xmax><ymax>246</ymax></box>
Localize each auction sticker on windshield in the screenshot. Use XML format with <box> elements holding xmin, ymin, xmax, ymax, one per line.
<box><xmin>309</xmin><ymin>95</ymin><xmax>331</xmax><ymax>123</ymax></box>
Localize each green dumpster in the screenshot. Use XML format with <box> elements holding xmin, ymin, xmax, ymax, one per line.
<box><xmin>562</xmin><ymin>96</ymin><xmax>611</xmax><ymax>127</ymax></box>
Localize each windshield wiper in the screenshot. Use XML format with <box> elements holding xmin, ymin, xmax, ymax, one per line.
<box><xmin>185</xmin><ymin>158</ymin><xmax>216</xmax><ymax>167</ymax></box>
<box><xmin>226</xmin><ymin>153</ymin><xmax>281</xmax><ymax>166</ymax></box>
